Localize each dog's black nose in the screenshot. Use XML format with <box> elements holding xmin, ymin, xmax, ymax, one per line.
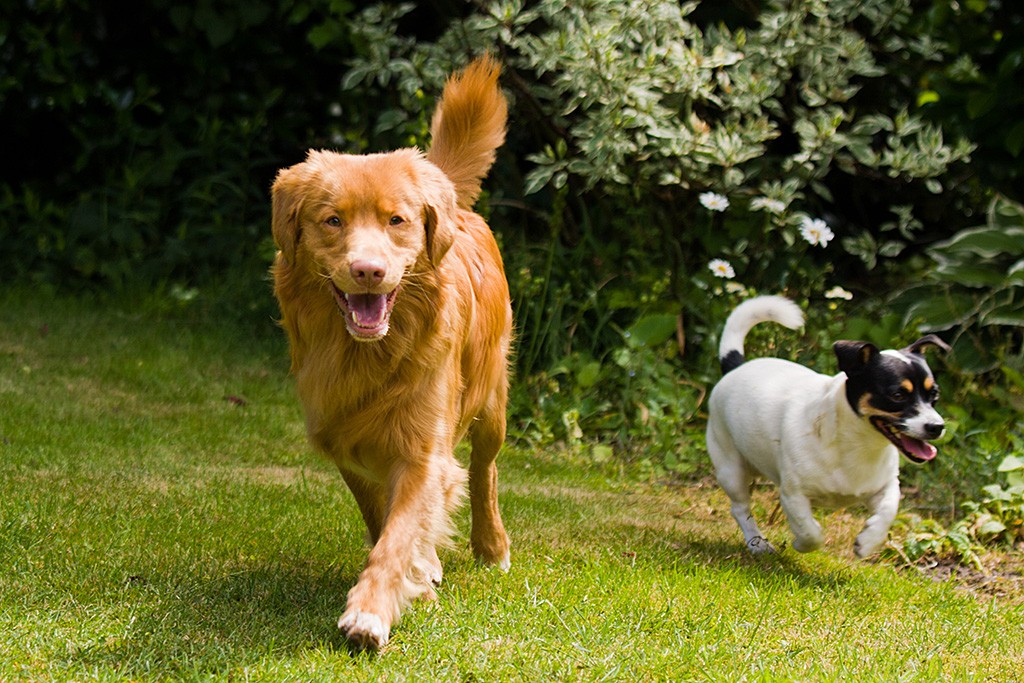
<box><xmin>923</xmin><ymin>422</ymin><xmax>944</xmax><ymax>439</ymax></box>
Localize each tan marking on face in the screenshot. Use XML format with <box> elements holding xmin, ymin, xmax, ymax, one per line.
<box><xmin>923</xmin><ymin>376</ymin><xmax>934</xmax><ymax>391</ymax></box>
<box><xmin>858</xmin><ymin>394</ymin><xmax>900</xmax><ymax>419</ymax></box>
<box><xmin>900</xmin><ymin>379</ymin><xmax>914</xmax><ymax>393</ymax></box>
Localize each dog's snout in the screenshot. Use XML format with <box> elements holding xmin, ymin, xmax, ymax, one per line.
<box><xmin>923</xmin><ymin>421</ymin><xmax>944</xmax><ymax>439</ymax></box>
<box><xmin>350</xmin><ymin>259</ymin><xmax>387</xmax><ymax>286</ymax></box>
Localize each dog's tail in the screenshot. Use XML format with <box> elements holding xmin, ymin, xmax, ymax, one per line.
<box><xmin>427</xmin><ymin>55</ymin><xmax>507</xmax><ymax>210</ymax></box>
<box><xmin>719</xmin><ymin>295</ymin><xmax>804</xmax><ymax>374</ymax></box>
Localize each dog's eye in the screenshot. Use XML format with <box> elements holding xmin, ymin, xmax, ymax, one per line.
<box><xmin>325</xmin><ymin>216</ymin><xmax>342</xmax><ymax>228</ymax></box>
<box><xmin>889</xmin><ymin>390</ymin><xmax>907</xmax><ymax>403</ymax></box>
<box><xmin>389</xmin><ymin>215</ymin><xmax>405</xmax><ymax>226</ymax></box>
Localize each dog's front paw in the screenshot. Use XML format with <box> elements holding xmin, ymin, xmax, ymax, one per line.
<box><xmin>338</xmin><ymin>609</ymin><xmax>390</xmax><ymax>651</ymax></box>
<box><xmin>746</xmin><ymin>536</ymin><xmax>777</xmax><ymax>555</ymax></box>
<box><xmin>854</xmin><ymin>535</ymin><xmax>884</xmax><ymax>559</ymax></box>
<box><xmin>791</xmin><ymin>535</ymin><xmax>823</xmax><ymax>553</ymax></box>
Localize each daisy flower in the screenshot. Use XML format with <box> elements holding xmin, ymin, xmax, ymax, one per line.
<box><xmin>825</xmin><ymin>286</ymin><xmax>853</xmax><ymax>300</ymax></box>
<box><xmin>800</xmin><ymin>217</ymin><xmax>835</xmax><ymax>247</ymax></box>
<box><xmin>708</xmin><ymin>259</ymin><xmax>735</xmax><ymax>279</ymax></box>
<box><xmin>699</xmin><ymin>192</ymin><xmax>730</xmax><ymax>212</ymax></box>
<box><xmin>750</xmin><ymin>197</ymin><xmax>786</xmax><ymax>214</ymax></box>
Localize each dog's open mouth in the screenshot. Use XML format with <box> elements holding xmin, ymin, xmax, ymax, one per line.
<box><xmin>870</xmin><ymin>417</ymin><xmax>937</xmax><ymax>464</ymax></box>
<box><xmin>330</xmin><ymin>283</ymin><xmax>399</xmax><ymax>341</ymax></box>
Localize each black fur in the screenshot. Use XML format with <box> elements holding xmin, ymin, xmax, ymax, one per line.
<box><xmin>720</xmin><ymin>349</ymin><xmax>745</xmax><ymax>375</ymax></box>
<box><xmin>834</xmin><ymin>339</ymin><xmax>942</xmax><ymax>419</ymax></box>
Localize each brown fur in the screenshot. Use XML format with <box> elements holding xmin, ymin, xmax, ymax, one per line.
<box><xmin>270</xmin><ymin>56</ymin><xmax>511</xmax><ymax>650</ymax></box>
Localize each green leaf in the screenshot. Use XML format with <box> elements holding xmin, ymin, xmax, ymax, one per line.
<box><xmin>978</xmin><ymin>519</ymin><xmax>1007</xmax><ymax>537</ymax></box>
<box><xmin>930</xmin><ymin>226</ymin><xmax>1024</xmax><ymax>259</ymax></box>
<box><xmin>626</xmin><ymin>314</ymin><xmax>678</xmax><ymax>349</ymax></box>
<box><xmin>576</xmin><ymin>361</ymin><xmax>602</xmax><ymax>389</ymax></box>
<box><xmin>903</xmin><ymin>290</ymin><xmax>978</xmax><ymax>331</ymax></box>
<box><xmin>1006</xmin><ymin>120</ymin><xmax>1024</xmax><ymax>157</ymax></box>
<box><xmin>997</xmin><ymin>455</ymin><xmax>1024</xmax><ymax>472</ymax></box>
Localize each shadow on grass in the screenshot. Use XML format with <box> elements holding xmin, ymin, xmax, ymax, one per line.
<box><xmin>69</xmin><ymin>562</ymin><xmax>369</xmax><ymax>676</ymax></box>
<box><xmin>676</xmin><ymin>532</ymin><xmax>857</xmax><ymax>589</ymax></box>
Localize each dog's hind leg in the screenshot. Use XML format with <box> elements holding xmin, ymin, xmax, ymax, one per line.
<box><xmin>780</xmin><ymin>486</ymin><xmax>823</xmax><ymax>553</ymax></box>
<box><xmin>468</xmin><ymin>392</ymin><xmax>511</xmax><ymax>570</ymax></box>
<box><xmin>855</xmin><ymin>480</ymin><xmax>900</xmax><ymax>558</ymax></box>
<box><xmin>707</xmin><ymin>426</ymin><xmax>776</xmax><ymax>554</ymax></box>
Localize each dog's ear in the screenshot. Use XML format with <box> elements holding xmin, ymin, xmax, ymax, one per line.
<box><xmin>419</xmin><ymin>166</ymin><xmax>458</xmax><ymax>266</ymax></box>
<box><xmin>424</xmin><ymin>203</ymin><xmax>456</xmax><ymax>266</ymax></box>
<box><xmin>833</xmin><ymin>340</ymin><xmax>879</xmax><ymax>375</ymax></box>
<box><xmin>271</xmin><ymin>164</ymin><xmax>307</xmax><ymax>265</ymax></box>
<box><xmin>903</xmin><ymin>334</ymin><xmax>951</xmax><ymax>356</ymax></box>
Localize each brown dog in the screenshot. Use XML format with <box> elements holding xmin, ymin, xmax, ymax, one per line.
<box><xmin>270</xmin><ymin>57</ymin><xmax>512</xmax><ymax>650</ymax></box>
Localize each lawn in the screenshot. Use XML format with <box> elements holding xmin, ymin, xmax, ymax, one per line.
<box><xmin>1</xmin><ymin>290</ymin><xmax>1022</xmax><ymax>682</ymax></box>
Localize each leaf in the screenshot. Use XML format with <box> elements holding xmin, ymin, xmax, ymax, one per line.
<box><xmin>903</xmin><ymin>290</ymin><xmax>977</xmax><ymax>331</ymax></box>
<box><xmin>576</xmin><ymin>361</ymin><xmax>602</xmax><ymax>389</ymax></box>
<box><xmin>997</xmin><ymin>455</ymin><xmax>1024</xmax><ymax>472</ymax></box>
<box><xmin>981</xmin><ymin>302</ymin><xmax>1024</xmax><ymax>328</ymax></box>
<box><xmin>626</xmin><ymin>314</ymin><xmax>678</xmax><ymax>349</ymax></box>
<box><xmin>930</xmin><ymin>226</ymin><xmax>1024</xmax><ymax>259</ymax></box>
<box><xmin>977</xmin><ymin>519</ymin><xmax>1007</xmax><ymax>537</ymax></box>
<box><xmin>1005</xmin><ymin>120</ymin><xmax>1024</xmax><ymax>157</ymax></box>
<box><xmin>590</xmin><ymin>443</ymin><xmax>613</xmax><ymax>463</ymax></box>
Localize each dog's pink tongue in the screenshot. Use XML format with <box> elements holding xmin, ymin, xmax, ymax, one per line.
<box><xmin>901</xmin><ymin>435</ymin><xmax>937</xmax><ymax>462</ymax></box>
<box><xmin>348</xmin><ymin>293</ymin><xmax>388</xmax><ymax>327</ymax></box>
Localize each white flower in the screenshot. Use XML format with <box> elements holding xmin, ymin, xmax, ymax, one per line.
<box><xmin>800</xmin><ymin>217</ymin><xmax>835</xmax><ymax>247</ymax></box>
<box><xmin>825</xmin><ymin>286</ymin><xmax>853</xmax><ymax>300</ymax></box>
<box><xmin>329</xmin><ymin>102</ymin><xmax>343</xmax><ymax>117</ymax></box>
<box><xmin>708</xmin><ymin>259</ymin><xmax>735</xmax><ymax>279</ymax></box>
<box><xmin>750</xmin><ymin>197</ymin><xmax>786</xmax><ymax>214</ymax></box>
<box><xmin>725</xmin><ymin>281</ymin><xmax>746</xmax><ymax>294</ymax></box>
<box><xmin>699</xmin><ymin>192</ymin><xmax>730</xmax><ymax>212</ymax></box>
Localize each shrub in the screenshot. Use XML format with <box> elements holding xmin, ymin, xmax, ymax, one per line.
<box><xmin>885</xmin><ymin>453</ymin><xmax>1024</xmax><ymax>571</ymax></box>
<box><xmin>340</xmin><ymin>0</ymin><xmax>977</xmax><ymax>459</ymax></box>
<box><xmin>900</xmin><ymin>195</ymin><xmax>1024</xmax><ymax>373</ymax></box>
<box><xmin>0</xmin><ymin>0</ymin><xmax>356</xmax><ymax>306</ymax></box>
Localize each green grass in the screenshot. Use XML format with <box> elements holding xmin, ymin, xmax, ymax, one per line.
<box><xmin>1</xmin><ymin>291</ymin><xmax>1022</xmax><ymax>682</ymax></box>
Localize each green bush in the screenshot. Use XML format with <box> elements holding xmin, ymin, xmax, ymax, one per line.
<box><xmin>6</xmin><ymin>1</ymin><xmax>1021</xmax><ymax>476</ymax></box>
<box><xmin>900</xmin><ymin>196</ymin><xmax>1024</xmax><ymax>373</ymax></box>
<box><xmin>0</xmin><ymin>0</ymin><xmax>357</xmax><ymax>308</ymax></box>
<box><xmin>338</xmin><ymin>0</ymin><xmax>982</xmax><ymax>459</ymax></box>
<box><xmin>886</xmin><ymin>453</ymin><xmax>1024</xmax><ymax>571</ymax></box>
<box><xmin>913</xmin><ymin>0</ymin><xmax>1024</xmax><ymax>202</ymax></box>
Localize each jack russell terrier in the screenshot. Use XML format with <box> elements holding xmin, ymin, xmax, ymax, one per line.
<box><xmin>706</xmin><ymin>295</ymin><xmax>949</xmax><ymax>558</ymax></box>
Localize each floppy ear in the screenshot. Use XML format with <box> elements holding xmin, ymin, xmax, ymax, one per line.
<box><xmin>271</xmin><ymin>164</ymin><xmax>306</xmax><ymax>265</ymax></box>
<box><xmin>903</xmin><ymin>334</ymin><xmax>951</xmax><ymax>356</ymax></box>
<box><xmin>419</xmin><ymin>167</ymin><xmax>459</xmax><ymax>267</ymax></box>
<box><xmin>424</xmin><ymin>203</ymin><xmax>456</xmax><ymax>266</ymax></box>
<box><xmin>834</xmin><ymin>340</ymin><xmax>879</xmax><ymax>375</ymax></box>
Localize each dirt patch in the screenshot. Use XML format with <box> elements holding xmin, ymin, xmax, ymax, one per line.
<box><xmin>902</xmin><ymin>551</ymin><xmax>1024</xmax><ymax>604</ymax></box>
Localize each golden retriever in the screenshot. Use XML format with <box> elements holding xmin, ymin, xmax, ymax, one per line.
<box><xmin>270</xmin><ymin>57</ymin><xmax>512</xmax><ymax>650</ymax></box>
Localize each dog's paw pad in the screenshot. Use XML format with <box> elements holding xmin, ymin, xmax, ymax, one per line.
<box><xmin>338</xmin><ymin>610</ymin><xmax>389</xmax><ymax>651</ymax></box>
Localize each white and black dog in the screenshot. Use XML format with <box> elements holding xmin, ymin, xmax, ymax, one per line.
<box><xmin>706</xmin><ymin>295</ymin><xmax>949</xmax><ymax>558</ymax></box>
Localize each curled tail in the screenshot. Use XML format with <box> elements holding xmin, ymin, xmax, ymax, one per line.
<box><xmin>426</xmin><ymin>55</ymin><xmax>507</xmax><ymax>210</ymax></box>
<box><xmin>719</xmin><ymin>296</ymin><xmax>804</xmax><ymax>374</ymax></box>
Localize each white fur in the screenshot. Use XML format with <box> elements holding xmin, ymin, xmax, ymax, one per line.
<box><xmin>718</xmin><ymin>295</ymin><xmax>804</xmax><ymax>359</ymax></box>
<box><xmin>338</xmin><ymin>609</ymin><xmax>389</xmax><ymax>650</ymax></box>
<box><xmin>707</xmin><ymin>296</ymin><xmax>901</xmax><ymax>558</ymax></box>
